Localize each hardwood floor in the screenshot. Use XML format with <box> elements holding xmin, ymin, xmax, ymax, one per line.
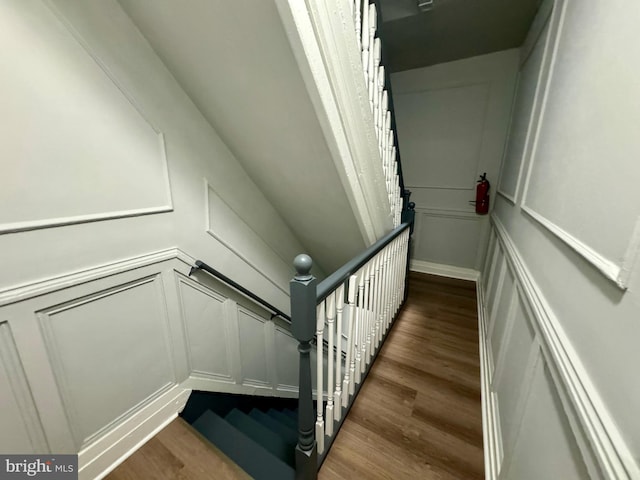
<box><xmin>319</xmin><ymin>272</ymin><xmax>483</xmax><ymax>480</ymax></box>
<box><xmin>105</xmin><ymin>272</ymin><xmax>482</xmax><ymax>480</ymax></box>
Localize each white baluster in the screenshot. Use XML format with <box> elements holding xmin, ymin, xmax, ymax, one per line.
<box><xmin>354</xmin><ymin>0</ymin><xmax>361</xmax><ymax>51</ymax></box>
<box><xmin>383</xmin><ymin>245</ymin><xmax>392</xmax><ymax>332</ymax></box>
<box><xmin>316</xmin><ymin>302</ymin><xmax>325</xmax><ymax>454</ymax></box>
<box><xmin>355</xmin><ymin>268</ymin><xmax>365</xmax><ymax>383</ymax></box>
<box><xmin>368</xmin><ymin>260</ymin><xmax>377</xmax><ymax>363</ymax></box>
<box><xmin>325</xmin><ymin>292</ymin><xmax>335</xmax><ymax>436</ymax></box>
<box><xmin>374</xmin><ymin>253</ymin><xmax>383</xmax><ymax>348</ymax></box>
<box><xmin>363</xmin><ymin>263</ymin><xmax>372</xmax><ymax>363</ymax></box>
<box><xmin>367</xmin><ymin>5</ymin><xmax>376</xmax><ymax>109</ymax></box>
<box><xmin>334</xmin><ymin>284</ymin><xmax>344</xmax><ymax>421</ymax></box>
<box><xmin>361</xmin><ymin>0</ymin><xmax>369</xmax><ymax>51</ymax></box>
<box><xmin>362</xmin><ymin>48</ymin><xmax>369</xmax><ymax>88</ymax></box>
<box><xmin>360</xmin><ymin>265</ymin><xmax>369</xmax><ymax>375</ymax></box>
<box><xmin>344</xmin><ymin>275</ymin><xmax>357</xmax><ymax>398</ymax></box>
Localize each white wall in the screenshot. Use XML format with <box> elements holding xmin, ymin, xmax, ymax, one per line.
<box><xmin>481</xmin><ymin>0</ymin><xmax>640</xmax><ymax>478</ymax></box>
<box><xmin>391</xmin><ymin>50</ymin><xmax>519</xmax><ymax>277</ymax></box>
<box><xmin>0</xmin><ymin>0</ymin><xmax>308</xmax><ymax>477</ymax></box>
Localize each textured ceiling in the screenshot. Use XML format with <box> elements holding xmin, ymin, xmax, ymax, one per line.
<box><xmin>378</xmin><ymin>0</ymin><xmax>542</xmax><ymax>72</ymax></box>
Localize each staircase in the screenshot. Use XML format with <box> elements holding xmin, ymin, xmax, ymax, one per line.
<box><xmin>182</xmin><ymin>392</ymin><xmax>299</xmax><ymax>480</ymax></box>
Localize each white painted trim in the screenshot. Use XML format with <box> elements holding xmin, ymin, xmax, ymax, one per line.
<box><xmin>477</xmin><ymin>280</ymin><xmax>502</xmax><ymax>480</ymax></box>
<box><xmin>0</xmin><ymin>248</ymin><xmax>185</xmax><ymax>307</ymax></box>
<box><xmin>274</xmin><ymin>0</ymin><xmax>391</xmax><ymax>244</ymax></box>
<box><xmin>492</xmin><ymin>214</ymin><xmax>640</xmax><ymax>479</ymax></box>
<box><xmin>414</xmin><ymin>206</ymin><xmax>480</xmax><ymax>219</ymax></box>
<box><xmin>410</xmin><ymin>260</ymin><xmax>480</xmax><ymax>281</ymax></box>
<box><xmin>80</xmin><ymin>384</ymin><xmax>191</xmax><ymax>480</ymax></box>
<box><xmin>181</xmin><ymin>376</ymin><xmax>298</xmax><ymax>399</ymax></box>
<box><xmin>521</xmin><ymin>206</ymin><xmax>626</xmax><ymax>289</ymax></box>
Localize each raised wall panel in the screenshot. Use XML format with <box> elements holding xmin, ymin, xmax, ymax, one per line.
<box><xmin>275</xmin><ymin>327</ymin><xmax>299</xmax><ymax>392</ymax></box>
<box><xmin>0</xmin><ymin>322</ymin><xmax>48</xmax><ymax>453</ymax></box>
<box><xmin>37</xmin><ymin>276</ymin><xmax>175</xmax><ymax>447</ymax></box>
<box><xmin>522</xmin><ymin>0</ymin><xmax>640</xmax><ymax>287</ymax></box>
<box><xmin>493</xmin><ymin>293</ymin><xmax>536</xmax><ymax>450</ymax></box>
<box><xmin>237</xmin><ymin>307</ymin><xmax>270</xmax><ymax>388</ymax></box>
<box><xmin>206</xmin><ymin>183</ymin><xmax>289</xmax><ymax>294</ymax></box>
<box><xmin>0</xmin><ymin>0</ymin><xmax>171</xmax><ymax>234</ymax></box>
<box><xmin>498</xmin><ymin>16</ymin><xmax>551</xmax><ymax>201</ymax></box>
<box><xmin>489</xmin><ymin>266</ymin><xmax>515</xmax><ymax>358</ymax></box>
<box><xmin>413</xmin><ymin>210</ymin><xmax>482</xmax><ymax>269</ymax></box>
<box><xmin>485</xmin><ymin>249</ymin><xmax>505</xmax><ymax>317</ymax></box>
<box><xmin>177</xmin><ymin>278</ymin><xmax>232</xmax><ymax>382</ymax></box>
<box><xmin>395</xmin><ymin>84</ymin><xmax>489</xmax><ymax>189</ymax></box>
<box><xmin>504</xmin><ymin>360</ymin><xmax>589</xmax><ymax>480</ymax></box>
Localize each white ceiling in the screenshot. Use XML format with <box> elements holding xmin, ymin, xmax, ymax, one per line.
<box><xmin>119</xmin><ymin>0</ymin><xmax>370</xmax><ymax>274</ymax></box>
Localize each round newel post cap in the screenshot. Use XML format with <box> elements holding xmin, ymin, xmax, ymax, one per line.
<box><xmin>408</xmin><ymin>201</ymin><xmax>416</xmax><ymax>210</ymax></box>
<box><xmin>294</xmin><ymin>254</ymin><xmax>313</xmax><ymax>280</ymax></box>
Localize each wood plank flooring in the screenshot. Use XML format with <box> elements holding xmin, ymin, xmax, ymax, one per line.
<box><xmin>318</xmin><ymin>272</ymin><xmax>483</xmax><ymax>480</ymax></box>
<box><xmin>105</xmin><ymin>272</ymin><xmax>482</xmax><ymax>480</ymax></box>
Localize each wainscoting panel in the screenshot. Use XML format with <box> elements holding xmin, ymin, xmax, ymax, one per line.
<box><xmin>275</xmin><ymin>326</ymin><xmax>299</xmax><ymax>393</ymax></box>
<box><xmin>0</xmin><ymin>247</ymin><xmax>302</xmax><ymax>476</ymax></box>
<box><xmin>0</xmin><ymin>0</ymin><xmax>172</xmax><ymax>234</ymax></box>
<box><xmin>492</xmin><ymin>288</ymin><xmax>537</xmax><ymax>452</ymax></box>
<box><xmin>413</xmin><ymin>208</ymin><xmax>483</xmax><ymax>269</ymax></box>
<box><xmin>488</xmin><ymin>265</ymin><xmax>515</xmax><ymax>359</ymax></box>
<box><xmin>37</xmin><ymin>275</ymin><xmax>176</xmax><ymax>448</ymax></box>
<box><xmin>0</xmin><ymin>321</ymin><xmax>48</xmax><ymax>454</ymax></box>
<box><xmin>237</xmin><ymin>307</ymin><xmax>271</xmax><ymax>390</ymax></box>
<box><xmin>502</xmin><ymin>360</ymin><xmax>590</xmax><ymax>480</ymax></box>
<box><xmin>478</xmin><ymin>217</ymin><xmax>640</xmax><ymax>479</ymax></box>
<box><xmin>176</xmin><ymin>276</ymin><xmax>233</xmax><ymax>382</ymax></box>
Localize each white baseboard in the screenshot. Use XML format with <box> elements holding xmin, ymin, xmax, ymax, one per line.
<box><xmin>79</xmin><ymin>384</ymin><xmax>191</xmax><ymax>480</ymax></box>
<box><xmin>476</xmin><ymin>280</ymin><xmax>502</xmax><ymax>480</ymax></box>
<box><xmin>410</xmin><ymin>259</ymin><xmax>480</xmax><ymax>282</ymax></box>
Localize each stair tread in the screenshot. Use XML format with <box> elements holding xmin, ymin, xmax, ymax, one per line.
<box><xmin>193</xmin><ymin>410</ymin><xmax>294</xmax><ymax>480</ymax></box>
<box><xmin>282</xmin><ymin>408</ymin><xmax>298</xmax><ymax>421</ymax></box>
<box><xmin>249</xmin><ymin>409</ymin><xmax>297</xmax><ymax>446</ymax></box>
<box><xmin>267</xmin><ymin>409</ymin><xmax>297</xmax><ymax>430</ymax></box>
<box><xmin>225</xmin><ymin>409</ymin><xmax>295</xmax><ymax>467</ymax></box>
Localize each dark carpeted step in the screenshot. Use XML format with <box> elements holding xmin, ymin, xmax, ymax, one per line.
<box><xmin>249</xmin><ymin>408</ymin><xmax>298</xmax><ymax>446</ymax></box>
<box><xmin>225</xmin><ymin>408</ymin><xmax>295</xmax><ymax>467</ymax></box>
<box><xmin>193</xmin><ymin>410</ymin><xmax>294</xmax><ymax>480</ymax></box>
<box><xmin>282</xmin><ymin>408</ymin><xmax>298</xmax><ymax>422</ymax></box>
<box><xmin>267</xmin><ymin>408</ymin><xmax>297</xmax><ymax>430</ymax></box>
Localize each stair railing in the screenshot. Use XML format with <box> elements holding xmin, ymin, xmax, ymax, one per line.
<box><xmin>351</xmin><ymin>0</ymin><xmax>408</xmax><ymax>226</ymax></box>
<box><xmin>290</xmin><ymin>217</ymin><xmax>414</xmax><ymax>479</ymax></box>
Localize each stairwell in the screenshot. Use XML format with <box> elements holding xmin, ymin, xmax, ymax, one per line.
<box><xmin>104</xmin><ymin>273</ymin><xmax>483</xmax><ymax>480</ymax></box>
<box><xmin>181</xmin><ymin>392</ymin><xmax>300</xmax><ymax>479</ymax></box>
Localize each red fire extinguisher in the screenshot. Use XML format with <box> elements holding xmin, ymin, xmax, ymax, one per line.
<box><xmin>473</xmin><ymin>173</ymin><xmax>490</xmax><ymax>215</ymax></box>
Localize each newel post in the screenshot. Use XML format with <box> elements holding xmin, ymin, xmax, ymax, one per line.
<box><xmin>290</xmin><ymin>254</ymin><xmax>318</xmax><ymax>480</ymax></box>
